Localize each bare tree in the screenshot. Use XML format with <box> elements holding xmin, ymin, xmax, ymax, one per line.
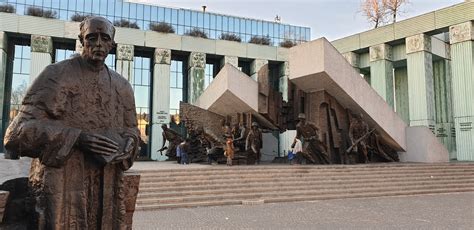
<box><xmin>383</xmin><ymin>0</ymin><xmax>409</xmax><ymax>23</ymax></box>
<box><xmin>361</xmin><ymin>0</ymin><xmax>388</xmax><ymax>28</ymax></box>
<box><xmin>11</xmin><ymin>82</ymin><xmax>27</xmax><ymax>106</ymax></box>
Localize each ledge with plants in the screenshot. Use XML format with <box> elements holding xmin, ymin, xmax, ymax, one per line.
<box><xmin>184</xmin><ymin>28</ymin><xmax>208</xmax><ymax>39</ymax></box>
<box><xmin>0</xmin><ymin>4</ymin><xmax>15</xmax><ymax>13</ymax></box>
<box><xmin>113</xmin><ymin>19</ymin><xmax>140</xmax><ymax>29</ymax></box>
<box><xmin>149</xmin><ymin>22</ymin><xmax>175</xmax><ymax>33</ymax></box>
<box><xmin>26</xmin><ymin>6</ymin><xmax>56</xmax><ymax>19</ymax></box>
<box><xmin>249</xmin><ymin>35</ymin><xmax>271</xmax><ymax>46</ymax></box>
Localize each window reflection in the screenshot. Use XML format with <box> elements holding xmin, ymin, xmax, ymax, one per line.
<box><xmin>55</xmin><ymin>48</ymin><xmax>75</xmax><ymax>63</ymax></box>
<box><xmin>204</xmin><ymin>63</ymin><xmax>214</xmax><ymax>90</ymax></box>
<box><xmin>105</xmin><ymin>54</ymin><xmax>116</xmax><ymax>71</ymax></box>
<box><xmin>8</xmin><ymin>45</ymin><xmax>31</xmax><ymax>124</ymax></box>
<box><xmin>169</xmin><ymin>60</ymin><xmax>183</xmax><ymax>117</ymax></box>
<box><xmin>132</xmin><ymin>56</ymin><xmax>151</xmax><ymax>148</ymax></box>
<box><xmin>5</xmin><ymin>0</ymin><xmax>310</xmax><ymax>44</ymax></box>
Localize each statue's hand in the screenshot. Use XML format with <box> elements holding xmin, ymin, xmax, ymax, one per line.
<box><xmin>113</xmin><ymin>137</ymin><xmax>135</xmax><ymax>162</ymax></box>
<box><xmin>78</xmin><ymin>132</ymin><xmax>119</xmax><ymax>156</ymax></box>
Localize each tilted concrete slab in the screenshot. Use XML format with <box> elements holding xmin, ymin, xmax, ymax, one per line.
<box><xmin>195</xmin><ymin>64</ymin><xmax>258</xmax><ymax>115</ymax></box>
<box><xmin>289</xmin><ymin>38</ymin><xmax>407</xmax><ymax>151</ymax></box>
<box><xmin>195</xmin><ymin>64</ymin><xmax>277</xmax><ymax>129</ymax></box>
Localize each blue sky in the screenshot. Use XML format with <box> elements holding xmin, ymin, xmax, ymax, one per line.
<box><xmin>132</xmin><ymin>0</ymin><xmax>463</xmax><ymax>40</ymax></box>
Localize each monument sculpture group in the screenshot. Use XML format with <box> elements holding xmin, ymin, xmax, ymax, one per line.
<box><xmin>0</xmin><ymin>15</ymin><xmax>404</xmax><ymax>229</ymax></box>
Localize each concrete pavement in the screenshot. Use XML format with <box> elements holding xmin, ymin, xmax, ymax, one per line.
<box><xmin>133</xmin><ymin>192</ymin><xmax>474</xmax><ymax>230</ymax></box>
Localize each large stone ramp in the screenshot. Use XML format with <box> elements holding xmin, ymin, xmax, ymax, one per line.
<box><xmin>289</xmin><ymin>38</ymin><xmax>407</xmax><ymax>151</ymax></box>
<box><xmin>134</xmin><ymin>163</ymin><xmax>474</xmax><ymax>210</ymax></box>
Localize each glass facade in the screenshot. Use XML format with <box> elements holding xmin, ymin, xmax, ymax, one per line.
<box><xmin>204</xmin><ymin>63</ymin><xmax>214</xmax><ymax>90</ymax></box>
<box><xmin>169</xmin><ymin>60</ymin><xmax>183</xmax><ymax>117</ymax></box>
<box><xmin>169</xmin><ymin>59</ymin><xmax>187</xmax><ymax>137</ymax></box>
<box><xmin>55</xmin><ymin>48</ymin><xmax>75</xmax><ymax>62</ymax></box>
<box><xmin>8</xmin><ymin>45</ymin><xmax>31</xmax><ymax>124</ymax></box>
<box><xmin>2</xmin><ymin>0</ymin><xmax>310</xmax><ymax>45</ymax></box>
<box><xmin>132</xmin><ymin>55</ymin><xmax>151</xmax><ymax>146</ymax></box>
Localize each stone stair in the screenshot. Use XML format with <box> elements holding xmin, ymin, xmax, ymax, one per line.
<box><xmin>134</xmin><ymin>163</ymin><xmax>474</xmax><ymax>211</ymax></box>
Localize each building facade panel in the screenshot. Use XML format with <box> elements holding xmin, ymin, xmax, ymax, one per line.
<box><xmin>331</xmin><ymin>34</ymin><xmax>361</xmax><ymax>53</ymax></box>
<box><xmin>64</xmin><ymin>21</ymin><xmax>81</xmax><ymax>39</ymax></box>
<box><xmin>215</xmin><ymin>39</ymin><xmax>247</xmax><ymax>58</ymax></box>
<box><xmin>19</xmin><ymin>15</ymin><xmax>65</xmax><ymax>37</ymax></box>
<box><xmin>144</xmin><ymin>31</ymin><xmax>182</xmax><ymax>50</ymax></box>
<box><xmin>435</xmin><ymin>3</ymin><xmax>474</xmax><ymax>29</ymax></box>
<box><xmin>455</xmin><ymin>116</ymin><xmax>474</xmax><ymax>161</ymax></box>
<box><xmin>247</xmin><ymin>43</ymin><xmax>277</xmax><ymax>60</ymax></box>
<box><xmin>394</xmin><ymin>13</ymin><xmax>435</xmax><ymax>40</ymax></box>
<box><xmin>360</xmin><ymin>25</ymin><xmax>395</xmax><ymax>49</ymax></box>
<box><xmin>394</xmin><ymin>68</ymin><xmax>409</xmax><ymax>124</ymax></box>
<box><xmin>451</xmin><ymin>41</ymin><xmax>474</xmax><ymax>117</ymax></box>
<box><xmin>115</xmin><ymin>27</ymin><xmax>146</xmax><ymax>46</ymax></box>
<box><xmin>182</xmin><ymin>36</ymin><xmax>216</xmax><ymax>54</ymax></box>
<box><xmin>0</xmin><ymin>12</ymin><xmax>19</xmax><ymax>32</ymax></box>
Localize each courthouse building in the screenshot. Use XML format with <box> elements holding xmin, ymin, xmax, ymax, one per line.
<box><xmin>0</xmin><ymin>0</ymin><xmax>309</xmax><ymax>160</ymax></box>
<box><xmin>0</xmin><ymin>0</ymin><xmax>473</xmax><ymax>161</ymax></box>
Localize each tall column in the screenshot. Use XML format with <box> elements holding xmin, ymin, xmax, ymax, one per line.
<box><xmin>433</xmin><ymin>59</ymin><xmax>456</xmax><ymax>159</ymax></box>
<box><xmin>187</xmin><ymin>52</ymin><xmax>206</xmax><ymax>104</ymax></box>
<box><xmin>250</xmin><ymin>59</ymin><xmax>268</xmax><ymax>81</ymax></box>
<box><xmin>150</xmin><ymin>48</ymin><xmax>171</xmax><ymax>161</ymax></box>
<box><xmin>369</xmin><ymin>44</ymin><xmax>394</xmax><ymax>107</ymax></box>
<box><xmin>0</xmin><ymin>32</ymin><xmax>8</xmax><ymax>150</ymax></box>
<box><xmin>116</xmin><ymin>44</ymin><xmax>134</xmax><ymax>82</ymax></box>
<box><xmin>342</xmin><ymin>52</ymin><xmax>360</xmax><ymax>73</ymax></box>
<box><xmin>406</xmin><ymin>34</ymin><xmax>435</xmax><ymax>129</ymax></box>
<box><xmin>30</xmin><ymin>35</ymin><xmax>53</xmax><ymax>83</ymax></box>
<box><xmin>279</xmin><ymin>61</ymin><xmax>289</xmax><ymax>102</ymax></box>
<box><xmin>449</xmin><ymin>21</ymin><xmax>474</xmax><ymax>161</ymax></box>
<box><xmin>394</xmin><ymin>67</ymin><xmax>409</xmax><ymax>123</ymax></box>
<box><xmin>220</xmin><ymin>56</ymin><xmax>238</xmax><ymax>69</ymax></box>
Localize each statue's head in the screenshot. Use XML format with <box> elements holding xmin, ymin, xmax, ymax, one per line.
<box><xmin>161</xmin><ymin>124</ymin><xmax>168</xmax><ymax>130</ymax></box>
<box><xmin>78</xmin><ymin>16</ymin><xmax>115</xmax><ymax>64</ymax></box>
<box><xmin>298</xmin><ymin>113</ymin><xmax>306</xmax><ymax>123</ymax></box>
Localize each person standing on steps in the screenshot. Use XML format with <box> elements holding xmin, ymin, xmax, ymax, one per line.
<box><xmin>224</xmin><ymin>134</ymin><xmax>235</xmax><ymax>166</ymax></box>
<box><xmin>179</xmin><ymin>138</ymin><xmax>190</xmax><ymax>165</ymax></box>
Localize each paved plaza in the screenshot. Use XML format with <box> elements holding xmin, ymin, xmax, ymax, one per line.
<box><xmin>133</xmin><ymin>192</ymin><xmax>474</xmax><ymax>230</ymax></box>
<box><xmin>2</xmin><ymin>157</ymin><xmax>473</xmax><ymax>229</ymax></box>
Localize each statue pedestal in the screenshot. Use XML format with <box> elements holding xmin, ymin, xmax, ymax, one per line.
<box><xmin>0</xmin><ymin>191</ymin><xmax>9</xmax><ymax>223</ymax></box>
<box><xmin>123</xmin><ymin>171</ymin><xmax>141</xmax><ymax>228</ymax></box>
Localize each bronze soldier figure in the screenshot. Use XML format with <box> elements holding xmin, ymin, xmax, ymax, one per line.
<box><xmin>159</xmin><ymin>124</ymin><xmax>184</xmax><ymax>162</ymax></box>
<box><xmin>232</xmin><ymin>122</ymin><xmax>247</xmax><ymax>152</ymax></box>
<box><xmin>3</xmin><ymin>16</ymin><xmax>140</xmax><ymax>229</ymax></box>
<box><xmin>348</xmin><ymin>114</ymin><xmax>370</xmax><ymax>163</ymax></box>
<box><xmin>295</xmin><ymin>113</ymin><xmax>330</xmax><ymax>164</ymax></box>
<box><xmin>246</xmin><ymin>122</ymin><xmax>263</xmax><ymax>164</ymax></box>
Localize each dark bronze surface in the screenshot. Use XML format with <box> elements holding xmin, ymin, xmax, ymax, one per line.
<box><xmin>3</xmin><ymin>17</ymin><xmax>140</xmax><ymax>229</ymax></box>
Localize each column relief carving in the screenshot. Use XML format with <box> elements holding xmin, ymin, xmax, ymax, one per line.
<box><xmin>154</xmin><ymin>48</ymin><xmax>171</xmax><ymax>65</ymax></box>
<box><xmin>31</xmin><ymin>35</ymin><xmax>53</xmax><ymax>53</ymax></box>
<box><xmin>116</xmin><ymin>44</ymin><xmax>134</xmax><ymax>61</ymax></box>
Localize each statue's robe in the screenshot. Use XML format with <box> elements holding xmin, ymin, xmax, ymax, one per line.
<box><xmin>4</xmin><ymin>56</ymin><xmax>140</xmax><ymax>229</ymax></box>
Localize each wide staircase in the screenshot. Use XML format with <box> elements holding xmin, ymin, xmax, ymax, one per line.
<box><xmin>134</xmin><ymin>163</ymin><xmax>474</xmax><ymax>211</ymax></box>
